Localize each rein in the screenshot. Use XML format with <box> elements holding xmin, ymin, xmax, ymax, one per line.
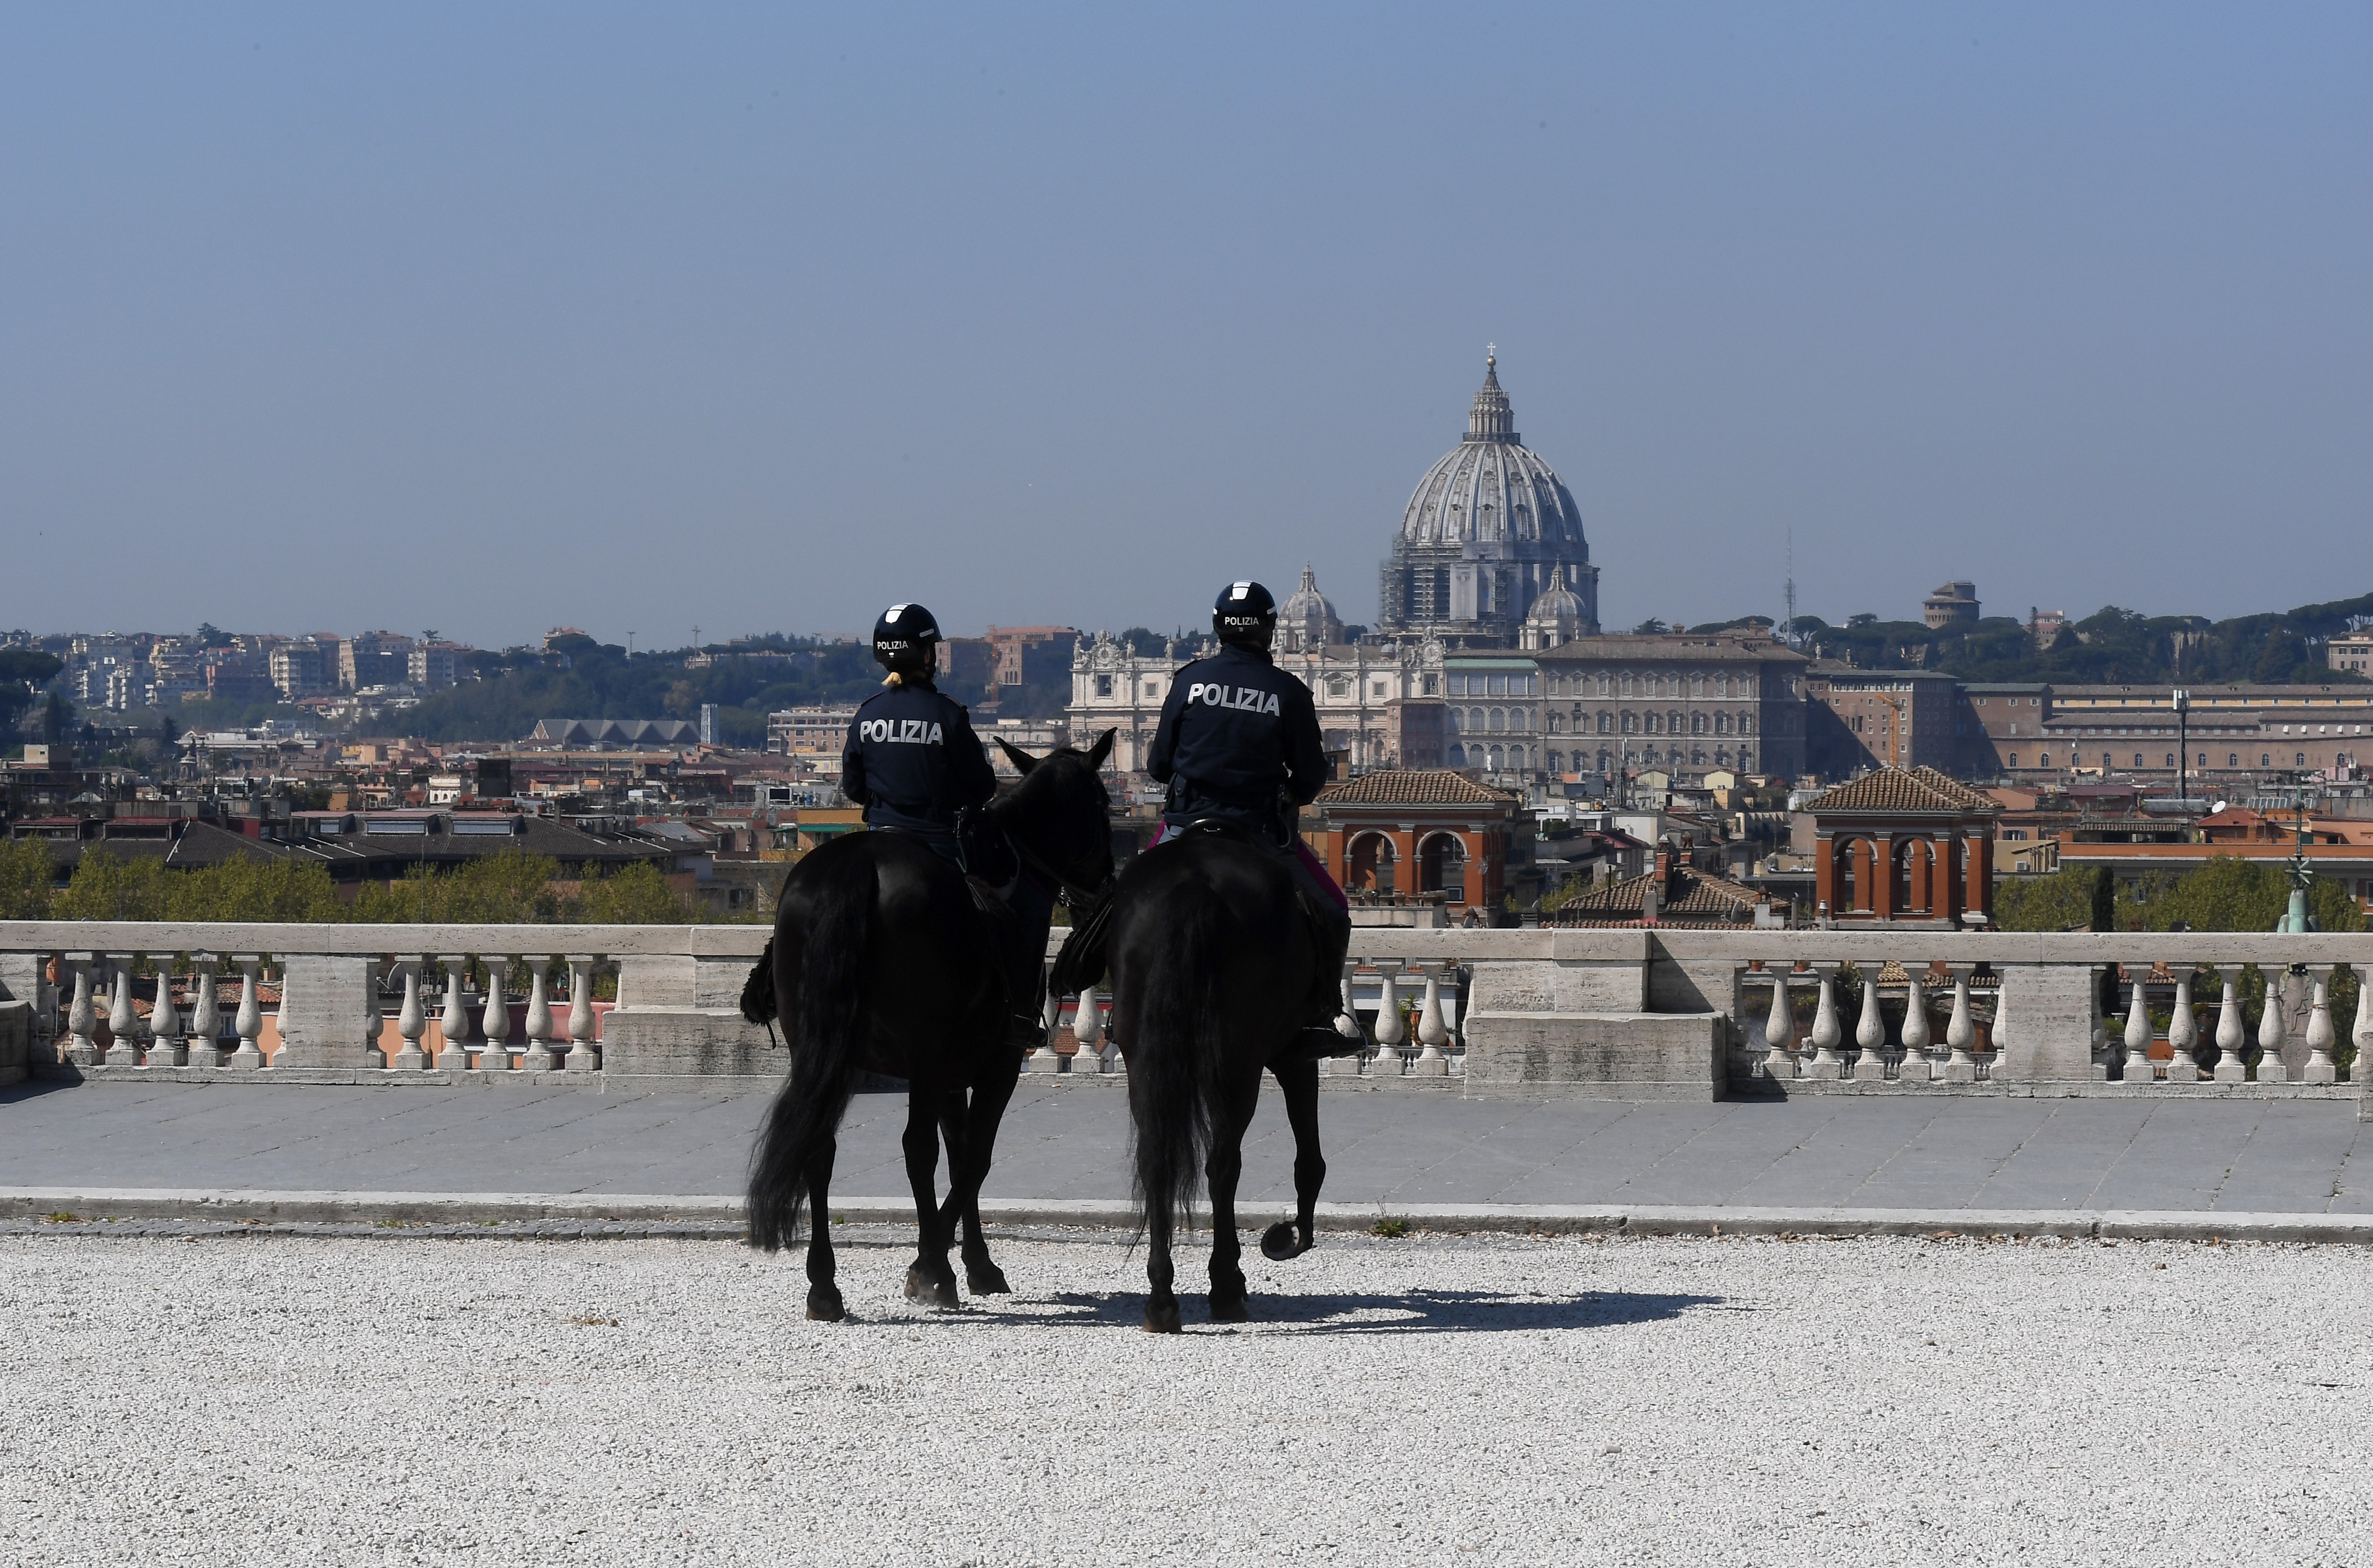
<box><xmin>1009</xmin><ymin>835</ymin><xmax>1111</xmax><ymax>908</ymax></box>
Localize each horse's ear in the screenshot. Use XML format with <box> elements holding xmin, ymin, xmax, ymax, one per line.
<box><xmin>996</xmin><ymin>737</ymin><xmax>1040</xmax><ymax>775</ymax></box>
<box><xmin>1087</xmin><ymin>727</ymin><xmax>1116</xmax><ymax>771</ymax></box>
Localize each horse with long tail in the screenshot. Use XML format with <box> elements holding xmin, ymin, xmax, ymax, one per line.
<box><xmin>744</xmin><ymin>730</ymin><xmax>1115</xmax><ymax>1319</ymax></box>
<box><xmin>1060</xmin><ymin>823</ymin><xmax>1344</xmax><ymax>1333</ymax></box>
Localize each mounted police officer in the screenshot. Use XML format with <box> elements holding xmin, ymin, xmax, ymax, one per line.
<box><xmin>1146</xmin><ymin>580</ymin><xmax>1354</xmax><ymax>1054</ymax></box>
<box><xmin>843</xmin><ymin>601</ymin><xmax>1047</xmax><ymax>1051</ymax></box>
<box><xmin>842</xmin><ymin>602</ymin><xmax>996</xmax><ymax>860</ymax></box>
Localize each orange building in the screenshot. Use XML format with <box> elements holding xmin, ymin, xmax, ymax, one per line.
<box><xmin>1806</xmin><ymin>766</ymin><xmax>1999</xmax><ymax>926</ymax></box>
<box><xmin>1303</xmin><ymin>770</ymin><xmax>1522</xmax><ymax>909</ymax></box>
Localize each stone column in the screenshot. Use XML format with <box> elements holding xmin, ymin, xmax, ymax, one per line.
<box><xmin>2256</xmin><ymin>968</ymin><xmax>2288</xmax><ymax>1083</ymax></box>
<box><xmin>1760</xmin><ymin>964</ymin><xmax>1798</xmax><ymax>1078</ymax></box>
<box><xmin>1368</xmin><ymin>961</ymin><xmax>1405</xmax><ymax>1076</ymax></box>
<box><xmin>2302</xmin><ymin>966</ymin><xmax>2338</xmax><ymax>1085</ymax></box>
<box><xmin>392</xmin><ymin>958</ymin><xmax>429</xmax><ymax>1070</ymax></box>
<box><xmin>1848</xmin><ymin>962</ymin><xmax>1886</xmax><ymax>1082</ymax></box>
<box><xmin>519</xmin><ymin>958</ymin><xmax>557</xmax><ymax>1070</ymax></box>
<box><xmin>564</xmin><ymin>955</ymin><xmax>601</xmax><ymax>1072</ymax></box>
<box><xmin>104</xmin><ymin>955</ymin><xmax>140</xmax><ymax>1067</ymax></box>
<box><xmin>146</xmin><ymin>960</ymin><xmax>181</xmax><ymax>1069</ymax></box>
<box><xmin>228</xmin><ymin>956</ymin><xmax>265</xmax><ymax>1070</ymax></box>
<box><xmin>63</xmin><ymin>954</ymin><xmax>96</xmax><ymax>1067</ymax></box>
<box><xmin>2212</xmin><ymin>975</ymin><xmax>2247</xmax><ymax>1083</ymax></box>
<box><xmin>187</xmin><ymin>954</ymin><xmax>222</xmax><ymax>1069</ymax></box>
<box><xmin>439</xmin><ymin>957</ymin><xmax>473</xmax><ymax>1070</ymax></box>
<box><xmin>1942</xmin><ymin>963</ymin><xmax>1977</xmax><ymax>1083</ymax></box>
<box><xmin>1871</xmin><ymin>836</ymin><xmax>1897</xmax><ymax>921</ymax></box>
<box><xmin>2121</xmin><ymin>969</ymin><xmax>2154</xmax><ymax>1083</ymax></box>
<box><xmin>1803</xmin><ymin>961</ymin><xmax>1846</xmax><ymax>1081</ymax></box>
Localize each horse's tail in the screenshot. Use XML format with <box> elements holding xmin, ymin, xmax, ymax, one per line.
<box><xmin>747</xmin><ymin>861</ymin><xmax>873</xmax><ymax>1252</ymax></box>
<box><xmin>738</xmin><ymin>940</ymin><xmax>777</xmax><ymax>1027</ymax></box>
<box><xmin>1127</xmin><ymin>888</ymin><xmax>1225</xmax><ymax>1240</ymax></box>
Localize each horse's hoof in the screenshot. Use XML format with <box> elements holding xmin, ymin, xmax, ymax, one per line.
<box><xmin>905</xmin><ymin>1266</ymin><xmax>961</xmax><ymax>1311</ymax></box>
<box><xmin>966</xmin><ymin>1264</ymin><xmax>1011</xmax><ymax>1296</ymax></box>
<box><xmin>1143</xmin><ymin>1299</ymin><xmax>1182</xmax><ymax>1335</ymax></box>
<box><xmin>1209</xmin><ymin>1292</ymin><xmax>1250</xmax><ymax>1324</ymax></box>
<box><xmin>806</xmin><ymin>1286</ymin><xmax>845</xmax><ymax>1322</ymax></box>
<box><xmin>1260</xmin><ymin>1221</ymin><xmax>1309</xmax><ymax>1262</ymax></box>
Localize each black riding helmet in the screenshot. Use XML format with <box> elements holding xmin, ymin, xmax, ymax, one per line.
<box><xmin>1211</xmin><ymin>581</ymin><xmax>1277</xmax><ymax>651</ymax></box>
<box><xmin>871</xmin><ymin>602</ymin><xmax>942</xmax><ymax>680</ymax></box>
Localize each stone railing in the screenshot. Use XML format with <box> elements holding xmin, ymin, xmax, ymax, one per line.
<box><xmin>0</xmin><ymin>922</ymin><xmax>2364</xmax><ymax>1116</ymax></box>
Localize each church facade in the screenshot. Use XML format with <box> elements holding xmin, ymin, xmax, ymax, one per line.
<box><xmin>1377</xmin><ymin>352</ymin><xmax>1600</xmax><ymax>648</ymax></box>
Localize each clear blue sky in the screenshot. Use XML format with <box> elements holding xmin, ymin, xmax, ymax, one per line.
<box><xmin>3</xmin><ymin>4</ymin><xmax>2367</xmax><ymax>648</ymax></box>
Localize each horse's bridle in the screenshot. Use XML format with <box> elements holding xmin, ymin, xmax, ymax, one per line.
<box><xmin>1010</xmin><ymin>836</ymin><xmax>1113</xmax><ymax>909</ymax></box>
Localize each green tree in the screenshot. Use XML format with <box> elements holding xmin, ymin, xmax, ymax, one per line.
<box><xmin>0</xmin><ymin>839</ymin><xmax>53</xmax><ymax>919</ymax></box>
<box><xmin>1995</xmin><ymin>867</ymin><xmax>2099</xmax><ymax>931</ymax></box>
<box><xmin>168</xmin><ymin>858</ymin><xmax>347</xmax><ymax>923</ymax></box>
<box><xmin>573</xmin><ymin>861</ymin><xmax>690</xmax><ymax>924</ymax></box>
<box><xmin>52</xmin><ymin>849</ymin><xmax>172</xmax><ymax>922</ymax></box>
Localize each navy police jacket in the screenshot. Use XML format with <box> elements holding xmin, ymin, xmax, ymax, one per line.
<box><xmin>1146</xmin><ymin>644</ymin><xmax>1328</xmax><ymax>830</ymax></box>
<box><xmin>841</xmin><ymin>679</ymin><xmax>997</xmax><ymax>835</ymax></box>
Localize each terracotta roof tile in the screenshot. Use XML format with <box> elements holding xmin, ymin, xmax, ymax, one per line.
<box><xmin>1554</xmin><ymin>865</ymin><xmax>1765</xmax><ymax>923</ymax></box>
<box><xmin>1316</xmin><ymin>770</ymin><xmax>1518</xmax><ymax>807</ymax></box>
<box><xmin>1805</xmin><ymin>766</ymin><xmax>1998</xmax><ymax>817</ymax></box>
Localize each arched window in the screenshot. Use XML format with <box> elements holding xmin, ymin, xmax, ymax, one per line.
<box><xmin>1516</xmin><ymin>709</ymin><xmax>1531</xmax><ymax>732</ymax></box>
<box><xmin>2228</xmin><ymin>753</ymin><xmax>2238</xmax><ymax>767</ymax></box>
<box><xmin>2165</xmin><ymin>754</ymin><xmax>2175</xmax><ymax>767</ymax></box>
<box><xmin>2040</xmin><ymin>752</ymin><xmax>2052</xmax><ymax>767</ymax></box>
<box><xmin>1419</xmin><ymin>832</ymin><xmax>1469</xmax><ymax>901</ymax></box>
<box><xmin>2298</xmin><ymin>752</ymin><xmax>2307</xmax><ymax>767</ymax></box>
<box><xmin>1836</xmin><ymin>838</ymin><xmax>1865</xmax><ymax>912</ymax></box>
<box><xmin>1508</xmin><ymin>745</ymin><xmax>1527</xmax><ymax>769</ymax></box>
<box><xmin>2008</xmin><ymin>753</ymin><xmax>2019</xmax><ymax>768</ymax></box>
<box><xmin>1489</xmin><ymin>708</ymin><xmax>1507</xmax><ymax>732</ymax></box>
<box><xmin>2102</xmin><ymin>752</ymin><xmax>2113</xmax><ymax>770</ymax></box>
<box><xmin>2262</xmin><ymin>753</ymin><xmax>2272</xmax><ymax>767</ymax></box>
<box><xmin>1488</xmin><ymin>745</ymin><xmax>1505</xmax><ymax>771</ymax></box>
<box><xmin>1448</xmin><ymin>743</ymin><xmax>1466</xmax><ymax>767</ymax></box>
<box><xmin>2134</xmin><ymin>753</ymin><xmax>2144</xmax><ymax>768</ymax></box>
<box><xmin>1347</xmin><ymin>833</ymin><xmax>1397</xmax><ymax>895</ymax></box>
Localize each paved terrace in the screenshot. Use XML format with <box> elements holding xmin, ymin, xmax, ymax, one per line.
<box><xmin>6</xmin><ymin>1080</ymin><xmax>2369</xmax><ymax>1216</ymax></box>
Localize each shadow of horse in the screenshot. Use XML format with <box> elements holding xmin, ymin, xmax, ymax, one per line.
<box><xmin>950</xmin><ymin>1289</ymin><xmax>1732</xmax><ymax>1334</ymax></box>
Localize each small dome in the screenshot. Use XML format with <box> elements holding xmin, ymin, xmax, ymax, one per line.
<box><xmin>1275</xmin><ymin>563</ymin><xmax>1344</xmax><ymax>652</ymax></box>
<box><xmin>1520</xmin><ymin>565</ymin><xmax>1586</xmax><ymax>650</ymax></box>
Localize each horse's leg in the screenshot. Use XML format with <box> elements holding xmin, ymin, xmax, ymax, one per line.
<box><xmin>1204</xmin><ymin>1074</ymin><xmax>1260</xmax><ymax>1323</ymax></box>
<box><xmin>1144</xmin><ymin>1194</ymin><xmax>1181</xmax><ymax>1334</ymax></box>
<box><xmin>947</xmin><ymin>1068</ymin><xmax>1018</xmax><ymax>1295</ymax></box>
<box><xmin>1262</xmin><ymin>1056</ymin><xmax>1325</xmax><ymax>1261</ymax></box>
<box><xmin>900</xmin><ymin>1089</ymin><xmax>960</xmax><ymax>1309</ymax></box>
<box><xmin>802</xmin><ymin>1133</ymin><xmax>845</xmax><ymax>1321</ymax></box>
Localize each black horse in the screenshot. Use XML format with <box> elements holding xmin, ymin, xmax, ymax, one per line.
<box><xmin>1078</xmin><ymin>826</ymin><xmax>1340</xmax><ymax>1333</ymax></box>
<box><xmin>745</xmin><ymin>730</ymin><xmax>1115</xmax><ymax>1320</ymax></box>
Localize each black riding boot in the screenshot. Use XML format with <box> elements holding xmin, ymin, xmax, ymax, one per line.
<box><xmin>1286</xmin><ymin>897</ymin><xmax>1360</xmax><ymax>1061</ymax></box>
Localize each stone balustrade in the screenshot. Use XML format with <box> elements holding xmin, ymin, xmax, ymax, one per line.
<box><xmin>0</xmin><ymin>921</ymin><xmax>2364</xmax><ymax>1115</ymax></box>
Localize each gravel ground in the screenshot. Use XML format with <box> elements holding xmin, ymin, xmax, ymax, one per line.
<box><xmin>3</xmin><ymin>1226</ymin><xmax>2367</xmax><ymax>1567</ymax></box>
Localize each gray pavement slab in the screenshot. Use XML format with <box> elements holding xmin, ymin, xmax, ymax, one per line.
<box><xmin>4</xmin><ymin>1080</ymin><xmax>2370</xmax><ymax>1214</ymax></box>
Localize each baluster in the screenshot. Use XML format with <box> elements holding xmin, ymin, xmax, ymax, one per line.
<box><xmin>1329</xmin><ymin>957</ymin><xmax>1364</xmax><ymax>1069</ymax></box>
<box><xmin>520</xmin><ymin>957</ymin><xmax>557</xmax><ymax>1070</ymax></box>
<box><xmin>565</xmin><ymin>954</ymin><xmax>601</xmax><ymax>1071</ymax></box>
<box><xmin>228</xmin><ymin>955</ymin><xmax>265</xmax><ymax>1069</ymax></box>
<box><xmin>2122</xmin><ymin>967</ymin><xmax>2154</xmax><ymax>1083</ymax></box>
<box><xmin>392</xmin><ymin>957</ymin><xmax>429</xmax><ymax>1070</ymax></box>
<box><xmin>1803</xmin><ymin>961</ymin><xmax>1845</xmax><ymax>1080</ymax></box>
<box><xmin>271</xmin><ymin>960</ymin><xmax>288</xmax><ymax>1066</ymax></box>
<box><xmin>1368</xmin><ymin>961</ymin><xmax>1405</xmax><ymax>1075</ymax></box>
<box><xmin>355</xmin><ymin>956</ymin><xmax>385</xmax><ymax>1069</ymax></box>
<box><xmin>1846</xmin><ymin>961</ymin><xmax>1884</xmax><ymax>1081</ymax></box>
<box><xmin>2256</xmin><ymin>966</ymin><xmax>2289</xmax><ymax>1083</ymax></box>
<box><xmin>1981</xmin><ymin>967</ymin><xmax>2006</xmax><ymax>1080</ymax></box>
<box><xmin>2089</xmin><ymin>964</ymin><xmax>2114</xmax><ymax>1079</ymax></box>
<box><xmin>146</xmin><ymin>956</ymin><xmax>181</xmax><ymax>1068</ymax></box>
<box><xmin>2164</xmin><ymin>967</ymin><xmax>2198</xmax><ymax>1083</ymax></box>
<box><xmin>480</xmin><ymin>962</ymin><xmax>512</xmax><ymax>1072</ymax></box>
<box><xmin>1411</xmin><ymin>964</ymin><xmax>1450</xmax><ymax>1077</ymax></box>
<box><xmin>1760</xmin><ymin>963</ymin><xmax>1798</xmax><ymax>1078</ymax></box>
<box><xmin>64</xmin><ymin>953</ymin><xmax>97</xmax><ymax>1067</ymax></box>
<box><xmin>1943</xmin><ymin>963</ymin><xmax>1977</xmax><ymax>1082</ymax></box>
<box><xmin>2213</xmin><ymin>973</ymin><xmax>2246</xmax><ymax>1082</ymax></box>
<box><xmin>104</xmin><ymin>953</ymin><xmax>140</xmax><ymax>1067</ymax></box>
<box><xmin>1073</xmin><ymin>984</ymin><xmax>1103</xmax><ymax>1074</ymax></box>
<box><xmin>439</xmin><ymin>956</ymin><xmax>472</xmax><ymax>1070</ymax></box>
<box><xmin>187</xmin><ymin>953</ymin><xmax>222</xmax><ymax>1069</ymax></box>
<box><xmin>2302</xmin><ymin>965</ymin><xmax>2337</xmax><ymax>1084</ymax></box>
<box><xmin>2352</xmin><ymin>966</ymin><xmax>2373</xmax><ymax>1086</ymax></box>
<box><xmin>1030</xmin><ymin>982</ymin><xmax>1063</xmax><ymax>1074</ymax></box>
<box><xmin>1899</xmin><ymin>964</ymin><xmax>1933</xmax><ymax>1082</ymax></box>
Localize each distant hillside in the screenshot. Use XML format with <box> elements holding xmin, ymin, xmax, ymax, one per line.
<box><xmin>1784</xmin><ymin>590</ymin><xmax>2373</xmax><ymax>685</ymax></box>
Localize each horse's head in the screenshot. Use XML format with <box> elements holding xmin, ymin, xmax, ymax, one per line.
<box><xmin>993</xmin><ymin>727</ymin><xmax>1117</xmax><ymax>898</ymax></box>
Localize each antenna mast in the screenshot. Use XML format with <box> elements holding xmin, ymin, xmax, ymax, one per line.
<box><xmin>1782</xmin><ymin>527</ymin><xmax>1798</xmax><ymax>649</ymax></box>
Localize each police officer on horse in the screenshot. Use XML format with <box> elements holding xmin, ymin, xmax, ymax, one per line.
<box><xmin>1146</xmin><ymin>581</ymin><xmax>1355</xmax><ymax>1054</ymax></box>
<box><xmin>843</xmin><ymin>602</ymin><xmax>1052</xmax><ymax>1050</ymax></box>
